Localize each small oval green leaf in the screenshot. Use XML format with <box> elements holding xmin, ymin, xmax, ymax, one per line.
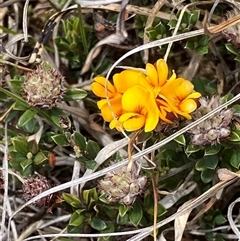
<box><xmin>119</xmin><ymin>204</ymin><xmax>128</xmax><ymax>217</ymax></box>
<box><xmin>89</xmin><ymin>217</ymin><xmax>107</xmax><ymax>231</ymax></box>
<box><xmin>12</xmin><ymin>137</ymin><xmax>29</xmax><ymax>156</ymax></box>
<box><xmin>230</xmin><ymin>150</ymin><xmax>240</xmax><ymax>169</ymax></box>
<box><xmin>204</xmin><ymin>155</ymin><xmax>219</xmax><ymax>170</ymax></box>
<box><xmin>185</xmin><ymin>144</ymin><xmax>201</xmax><ymax>156</ymax></box>
<box><xmin>229</xmin><ymin>130</ymin><xmax>240</xmax><ymax>142</ymax></box>
<box><xmin>33</xmin><ymin>151</ymin><xmax>48</xmax><ymax>165</ymax></box>
<box><xmin>62</xmin><ymin>192</ymin><xmax>81</xmax><ymax>208</ymax></box>
<box><xmin>205</xmin><ymin>145</ymin><xmax>221</xmax><ymax>156</ymax></box>
<box><xmin>214</xmin><ymin>214</ymin><xmax>227</xmax><ymax>225</ymax></box>
<box><xmin>51</xmin><ymin>134</ymin><xmax>69</xmax><ymax>146</ymax></box>
<box><xmin>69</xmin><ymin>210</ymin><xmax>85</xmax><ymax>227</ymax></box>
<box><xmin>18</xmin><ymin>108</ymin><xmax>37</xmax><ymax>127</ymax></box>
<box><xmin>20</xmin><ymin>159</ymin><xmax>33</xmax><ymax>170</ymax></box>
<box><xmin>73</xmin><ymin>131</ymin><xmax>86</xmax><ymax>150</ymax></box>
<box><xmin>201</xmin><ymin>169</ymin><xmax>215</xmax><ymax>183</ymax></box>
<box><xmin>86</xmin><ymin>140</ymin><xmax>100</xmax><ymax>159</ymax></box>
<box><xmin>174</xmin><ymin>134</ymin><xmax>186</xmax><ymax>146</ymax></box>
<box><xmin>195</xmin><ymin>159</ymin><xmax>206</xmax><ymax>171</ymax></box>
<box><xmin>129</xmin><ymin>200</ymin><xmax>143</xmax><ymax>226</ymax></box>
<box><xmin>64</xmin><ymin>88</ymin><xmax>87</xmax><ymax>101</ymax></box>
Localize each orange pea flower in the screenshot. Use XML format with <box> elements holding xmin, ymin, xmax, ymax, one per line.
<box><xmin>91</xmin><ymin>76</ymin><xmax>117</xmax><ymax>99</ymax></box>
<box><xmin>145</xmin><ymin>58</ymin><xmax>176</xmax><ymax>97</ymax></box>
<box><xmin>118</xmin><ymin>85</ymin><xmax>159</xmax><ymax>132</ymax></box>
<box><xmin>159</xmin><ymin>78</ymin><xmax>201</xmax><ymax>119</ymax></box>
<box><xmin>156</xmin><ymin>98</ymin><xmax>178</xmax><ymax>123</ymax></box>
<box><xmin>91</xmin><ymin>70</ymin><xmax>149</xmax><ymax>128</ymax></box>
<box><xmin>91</xmin><ymin>58</ymin><xmax>201</xmax><ymax>132</ymax></box>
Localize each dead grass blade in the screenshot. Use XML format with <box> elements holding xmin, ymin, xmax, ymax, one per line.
<box><xmin>75</xmin><ymin>0</ymin><xmax>122</xmax><ymax>5</ymax></box>
<box><xmin>228</xmin><ymin>197</ymin><xmax>240</xmax><ymax>239</ymax></box>
<box><xmin>174</xmin><ymin>199</ymin><xmax>194</xmax><ymax>241</ymax></box>
<box><xmin>190</xmin><ymin>196</ymin><xmax>217</xmax><ymax>223</ymax></box>
<box><xmin>206</xmin><ymin>12</ymin><xmax>240</xmax><ymax>34</ymax></box>
<box><xmin>218</xmin><ymin>168</ymin><xmax>240</xmax><ymax>181</ymax></box>
<box><xmin>127</xmin><ymin>178</ymin><xmax>238</xmax><ymax>241</ymax></box>
<box><xmin>80</xmin><ymin>0</ymin><xmax>129</xmax><ymax>74</ymax></box>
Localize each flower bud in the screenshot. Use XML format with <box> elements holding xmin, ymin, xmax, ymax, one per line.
<box><xmin>22</xmin><ymin>62</ymin><xmax>65</xmax><ymax>109</ymax></box>
<box><xmin>189</xmin><ymin>96</ymin><xmax>234</xmax><ymax>145</ymax></box>
<box><xmin>99</xmin><ymin>164</ymin><xmax>147</xmax><ymax>205</ymax></box>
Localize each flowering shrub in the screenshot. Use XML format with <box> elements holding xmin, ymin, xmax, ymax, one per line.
<box><xmin>92</xmin><ymin>58</ymin><xmax>201</xmax><ymax>132</ymax></box>
<box><xmin>3</xmin><ymin>1</ymin><xmax>240</xmax><ymax>241</ymax></box>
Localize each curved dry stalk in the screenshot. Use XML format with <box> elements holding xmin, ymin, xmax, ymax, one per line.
<box><xmin>22</xmin><ymin>0</ymin><xmax>30</xmax><ymax>43</ymax></box>
<box><xmin>228</xmin><ymin>197</ymin><xmax>240</xmax><ymax>239</ymax></box>
<box><xmin>0</xmin><ymin>60</ymin><xmax>32</xmax><ymax>72</ymax></box>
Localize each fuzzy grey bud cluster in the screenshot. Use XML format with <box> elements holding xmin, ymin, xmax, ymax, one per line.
<box><xmin>22</xmin><ymin>62</ymin><xmax>65</xmax><ymax>109</ymax></box>
<box><xmin>189</xmin><ymin>96</ymin><xmax>233</xmax><ymax>145</ymax></box>
<box><xmin>99</xmin><ymin>164</ymin><xmax>147</xmax><ymax>205</ymax></box>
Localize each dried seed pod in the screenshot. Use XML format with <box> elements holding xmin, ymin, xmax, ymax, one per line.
<box><xmin>22</xmin><ymin>174</ymin><xmax>54</xmax><ymax>207</ymax></box>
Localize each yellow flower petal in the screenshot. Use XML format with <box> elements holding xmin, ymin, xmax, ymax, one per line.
<box><xmin>119</xmin><ymin>113</ymin><xmax>145</xmax><ymax>131</ymax></box>
<box><xmin>97</xmin><ymin>99</ymin><xmax>108</xmax><ymax>109</ymax></box>
<box><xmin>159</xmin><ymin>78</ymin><xmax>201</xmax><ymax>119</ymax></box>
<box><xmin>168</xmin><ymin>71</ymin><xmax>177</xmax><ymax>82</ymax></box>
<box><xmin>160</xmin><ymin>78</ymin><xmax>196</xmax><ymax>104</ymax></box>
<box><xmin>113</xmin><ymin>70</ymin><xmax>148</xmax><ymax>93</ymax></box>
<box><xmin>156</xmin><ymin>59</ymin><xmax>168</xmax><ymax>86</ymax></box>
<box><xmin>185</xmin><ymin>92</ymin><xmax>202</xmax><ymax>100</ymax></box>
<box><xmin>121</xmin><ymin>85</ymin><xmax>159</xmax><ymax>132</ymax></box>
<box><xmin>180</xmin><ymin>99</ymin><xmax>197</xmax><ymax>113</ymax></box>
<box><xmin>156</xmin><ymin>98</ymin><xmax>177</xmax><ymax>123</ymax></box>
<box><xmin>91</xmin><ymin>76</ymin><xmax>116</xmax><ymax>98</ymax></box>
<box><xmin>100</xmin><ymin>96</ymin><xmax>123</xmax><ymax>122</ymax></box>
<box><xmin>146</xmin><ymin>63</ymin><xmax>158</xmax><ymax>86</ymax></box>
<box><xmin>109</xmin><ymin>118</ymin><xmax>123</xmax><ymax>130</ymax></box>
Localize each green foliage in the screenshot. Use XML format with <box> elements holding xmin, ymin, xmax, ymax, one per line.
<box><xmin>225</xmin><ymin>43</ymin><xmax>240</xmax><ymax>62</ymax></box>
<box><xmin>185</xmin><ymin>35</ymin><xmax>210</xmax><ymax>55</ymax></box>
<box><xmin>230</xmin><ymin>150</ymin><xmax>240</xmax><ymax>169</ymax></box>
<box><xmin>51</xmin><ymin>128</ymin><xmax>99</xmax><ymax>168</ymax></box>
<box><xmin>55</xmin><ymin>16</ymin><xmax>97</xmax><ymax>69</ymax></box>
<box><xmin>203</xmin><ymin>209</ymin><xmax>227</xmax><ymax>228</ymax></box>
<box><xmin>144</xmin><ymin>193</ymin><xmax>166</xmax><ymax>217</ymax></box>
<box><xmin>63</xmin><ymin>186</ymin><xmax>168</xmax><ymax>236</ymax></box>
<box><xmin>9</xmin><ymin>137</ymin><xmax>50</xmax><ymax>176</ymax></box>
<box><xmin>168</xmin><ymin>10</ymin><xmax>200</xmax><ymax>32</ymax></box>
<box><xmin>192</xmin><ymin>78</ymin><xmax>217</xmax><ymax>96</ymax></box>
<box><xmin>146</xmin><ymin>21</ymin><xmax>168</xmax><ymax>41</ymax></box>
<box><xmin>174</xmin><ymin>134</ymin><xmax>186</xmax><ymax>146</ymax></box>
<box><xmin>135</xmin><ymin>9</ymin><xmax>201</xmax><ymax>56</ymax></box>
